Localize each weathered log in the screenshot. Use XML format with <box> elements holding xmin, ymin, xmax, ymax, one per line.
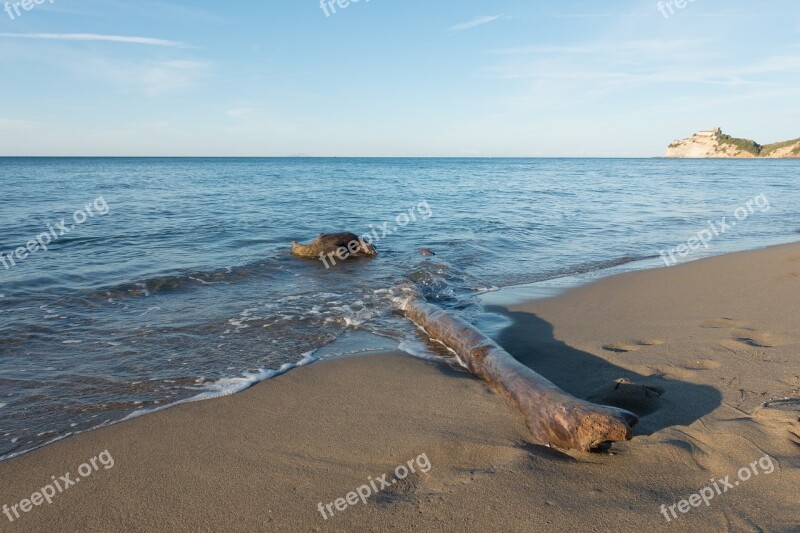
<box><xmin>402</xmin><ymin>298</ymin><xmax>638</xmax><ymax>452</ymax></box>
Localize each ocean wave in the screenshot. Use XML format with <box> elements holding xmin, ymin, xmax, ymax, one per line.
<box><xmin>0</xmin><ymin>352</ymin><xmax>319</xmax><ymax>462</ymax></box>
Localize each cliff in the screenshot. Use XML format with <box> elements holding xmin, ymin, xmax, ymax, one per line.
<box><xmin>666</xmin><ymin>128</ymin><xmax>800</xmax><ymax>158</ymax></box>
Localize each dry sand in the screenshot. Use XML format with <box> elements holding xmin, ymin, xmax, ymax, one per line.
<box><xmin>1</xmin><ymin>244</ymin><xmax>799</xmax><ymax>532</ymax></box>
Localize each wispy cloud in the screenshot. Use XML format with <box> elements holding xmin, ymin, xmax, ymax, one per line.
<box><xmin>137</xmin><ymin>60</ymin><xmax>208</xmax><ymax>94</ymax></box>
<box><xmin>491</xmin><ymin>39</ymin><xmax>713</xmax><ymax>56</ymax></box>
<box><xmin>0</xmin><ymin>33</ymin><xmax>185</xmax><ymax>47</ymax></box>
<box><xmin>449</xmin><ymin>15</ymin><xmax>503</xmax><ymax>31</ymax></box>
<box><xmin>555</xmin><ymin>13</ymin><xmax>612</xmax><ymax>18</ymax></box>
<box><xmin>79</xmin><ymin>58</ymin><xmax>210</xmax><ymax>95</ymax></box>
<box><xmin>227</xmin><ymin>107</ymin><xmax>259</xmax><ymax>118</ymax></box>
<box><xmin>0</xmin><ymin>118</ymin><xmax>38</xmax><ymax>129</ymax></box>
<box><xmin>553</xmin><ymin>13</ymin><xmax>648</xmax><ymax>19</ymax></box>
<box><xmin>481</xmin><ymin>30</ymin><xmax>800</xmax><ymax>116</ymax></box>
<box><xmin>486</xmin><ymin>39</ymin><xmax>800</xmax><ymax>85</ymax></box>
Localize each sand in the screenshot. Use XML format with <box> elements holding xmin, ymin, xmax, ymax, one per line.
<box><xmin>1</xmin><ymin>244</ymin><xmax>799</xmax><ymax>532</ymax></box>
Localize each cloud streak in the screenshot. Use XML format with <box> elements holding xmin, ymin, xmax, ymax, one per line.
<box><xmin>0</xmin><ymin>118</ymin><xmax>38</xmax><ymax>129</ymax></box>
<box><xmin>450</xmin><ymin>15</ymin><xmax>503</xmax><ymax>31</ymax></box>
<box><xmin>0</xmin><ymin>33</ymin><xmax>184</xmax><ymax>47</ymax></box>
<box><xmin>490</xmin><ymin>39</ymin><xmax>713</xmax><ymax>56</ymax></box>
<box><xmin>227</xmin><ymin>108</ymin><xmax>259</xmax><ymax>118</ymax></box>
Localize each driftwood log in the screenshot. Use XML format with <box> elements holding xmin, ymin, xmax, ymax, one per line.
<box><xmin>402</xmin><ymin>298</ymin><xmax>638</xmax><ymax>452</ymax></box>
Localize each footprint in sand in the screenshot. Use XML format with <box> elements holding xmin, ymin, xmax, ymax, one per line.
<box><xmin>702</xmin><ymin>318</ymin><xmax>785</xmax><ymax>350</ymax></box>
<box><xmin>699</xmin><ymin>317</ymin><xmax>746</xmax><ymax>329</ymax></box>
<box><xmin>757</xmin><ymin>399</ymin><xmax>800</xmax><ymax>448</ymax></box>
<box><xmin>651</xmin><ymin>359</ymin><xmax>721</xmax><ymax>376</ymax></box>
<box><xmin>730</xmin><ymin>328</ymin><xmax>784</xmax><ymax>348</ymax></box>
<box><xmin>603</xmin><ymin>342</ymin><xmax>640</xmax><ymax>353</ymax></box>
<box><xmin>682</xmin><ymin>359</ymin><xmax>723</xmax><ymax>371</ymax></box>
<box><xmin>603</xmin><ymin>339</ymin><xmax>665</xmax><ymax>353</ymax></box>
<box><xmin>374</xmin><ymin>473</ymin><xmax>424</xmax><ymax>505</ymax></box>
<box><xmin>718</xmin><ymin>336</ymin><xmax>779</xmax><ymax>352</ymax></box>
<box><xmin>638</xmin><ymin>339</ymin><xmax>665</xmax><ymax>346</ymax></box>
<box><xmin>650</xmin><ymin>365</ymin><xmax>697</xmax><ymax>380</ymax></box>
<box><xmin>717</xmin><ymin>339</ymin><xmax>747</xmax><ymax>353</ymax></box>
<box><xmin>586</xmin><ymin>378</ymin><xmax>665</xmax><ymax>416</ymax></box>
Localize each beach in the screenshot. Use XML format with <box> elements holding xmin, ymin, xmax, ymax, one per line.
<box><xmin>4</xmin><ymin>1</ymin><xmax>800</xmax><ymax>531</ymax></box>
<box><xmin>3</xmin><ymin>157</ymin><xmax>798</xmax><ymax>463</ymax></box>
<box><xmin>1</xmin><ymin>243</ymin><xmax>798</xmax><ymax>532</ymax></box>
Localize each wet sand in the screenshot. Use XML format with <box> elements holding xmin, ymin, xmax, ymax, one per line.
<box><xmin>1</xmin><ymin>244</ymin><xmax>799</xmax><ymax>532</ymax></box>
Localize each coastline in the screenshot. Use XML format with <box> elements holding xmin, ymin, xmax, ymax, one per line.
<box><xmin>2</xmin><ymin>244</ymin><xmax>799</xmax><ymax>531</ymax></box>
<box><xmin>5</xmin><ymin>232</ymin><xmax>798</xmax><ymax>464</ymax></box>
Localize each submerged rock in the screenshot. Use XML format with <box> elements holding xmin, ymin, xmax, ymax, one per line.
<box><xmin>291</xmin><ymin>232</ymin><xmax>377</xmax><ymax>261</ymax></box>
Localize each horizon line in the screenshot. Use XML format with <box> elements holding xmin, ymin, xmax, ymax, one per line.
<box><xmin>0</xmin><ymin>155</ymin><xmax>667</xmax><ymax>159</ymax></box>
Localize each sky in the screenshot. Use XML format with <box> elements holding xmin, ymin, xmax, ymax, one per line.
<box><xmin>0</xmin><ymin>0</ymin><xmax>799</xmax><ymax>157</ymax></box>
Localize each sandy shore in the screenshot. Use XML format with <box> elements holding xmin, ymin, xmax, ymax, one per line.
<box><xmin>1</xmin><ymin>244</ymin><xmax>799</xmax><ymax>532</ymax></box>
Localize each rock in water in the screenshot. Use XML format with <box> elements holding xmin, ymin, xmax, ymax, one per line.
<box><xmin>291</xmin><ymin>232</ymin><xmax>377</xmax><ymax>260</ymax></box>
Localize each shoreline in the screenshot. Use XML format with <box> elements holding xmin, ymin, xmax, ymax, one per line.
<box><xmin>3</xmin><ymin>237</ymin><xmax>798</xmax><ymax>464</ymax></box>
<box><xmin>1</xmin><ymin>243</ymin><xmax>799</xmax><ymax>531</ymax></box>
<box><xmin>481</xmin><ymin>236</ymin><xmax>800</xmax><ymax>306</ymax></box>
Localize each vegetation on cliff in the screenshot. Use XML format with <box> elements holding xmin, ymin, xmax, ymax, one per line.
<box><xmin>716</xmin><ymin>134</ymin><xmax>761</xmax><ymax>156</ymax></box>
<box><xmin>761</xmin><ymin>138</ymin><xmax>800</xmax><ymax>157</ymax></box>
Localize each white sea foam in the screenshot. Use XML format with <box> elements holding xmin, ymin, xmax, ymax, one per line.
<box><xmin>121</xmin><ymin>351</ymin><xmax>318</xmax><ymax>422</ymax></box>
<box><xmin>135</xmin><ymin>282</ymin><xmax>150</xmax><ymax>297</ymax></box>
<box><xmin>317</xmin><ymin>292</ymin><xmax>342</xmax><ymax>299</ymax></box>
<box><xmin>475</xmin><ymin>286</ymin><xmax>500</xmax><ymax>293</ymax></box>
<box><xmin>396</xmin><ymin>339</ymin><xmax>441</xmax><ymax>362</ymax></box>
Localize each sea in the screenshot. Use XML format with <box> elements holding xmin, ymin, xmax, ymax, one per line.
<box><xmin>1</xmin><ymin>157</ymin><xmax>798</xmax><ymax>460</ymax></box>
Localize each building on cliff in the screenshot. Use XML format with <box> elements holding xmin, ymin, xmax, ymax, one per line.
<box><xmin>694</xmin><ymin>127</ymin><xmax>722</xmax><ymax>138</ymax></box>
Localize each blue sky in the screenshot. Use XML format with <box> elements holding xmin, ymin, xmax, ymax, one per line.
<box><xmin>0</xmin><ymin>0</ymin><xmax>798</xmax><ymax>156</ymax></box>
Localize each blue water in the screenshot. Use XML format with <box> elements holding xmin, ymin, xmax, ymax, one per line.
<box><xmin>1</xmin><ymin>157</ymin><xmax>798</xmax><ymax>459</ymax></box>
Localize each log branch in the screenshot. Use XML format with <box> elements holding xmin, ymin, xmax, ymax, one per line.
<box><xmin>402</xmin><ymin>298</ymin><xmax>638</xmax><ymax>452</ymax></box>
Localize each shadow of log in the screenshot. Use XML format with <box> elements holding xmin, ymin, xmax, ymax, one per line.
<box><xmin>483</xmin><ymin>305</ymin><xmax>722</xmax><ymax>437</ymax></box>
